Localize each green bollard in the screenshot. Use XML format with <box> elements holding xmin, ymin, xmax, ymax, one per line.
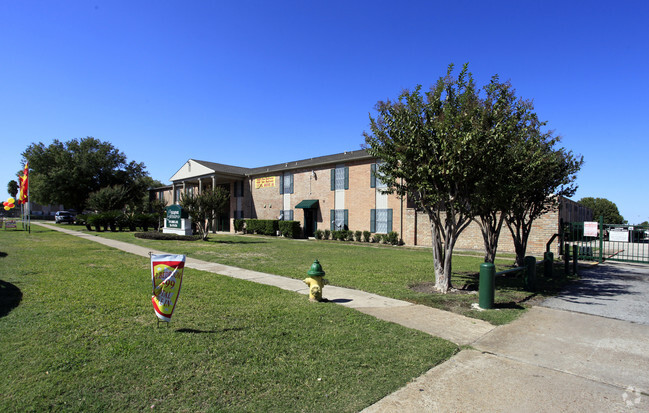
<box><xmin>524</xmin><ymin>256</ymin><xmax>537</xmax><ymax>292</ymax></box>
<box><xmin>572</xmin><ymin>245</ymin><xmax>579</xmax><ymax>276</ymax></box>
<box><xmin>544</xmin><ymin>251</ymin><xmax>554</xmax><ymax>278</ymax></box>
<box><xmin>564</xmin><ymin>244</ymin><xmax>571</xmax><ymax>277</ymax></box>
<box><xmin>479</xmin><ymin>262</ymin><xmax>495</xmax><ymax>310</ymax></box>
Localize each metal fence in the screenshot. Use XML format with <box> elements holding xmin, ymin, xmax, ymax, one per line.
<box><xmin>564</xmin><ymin>219</ymin><xmax>649</xmax><ymax>264</ymax></box>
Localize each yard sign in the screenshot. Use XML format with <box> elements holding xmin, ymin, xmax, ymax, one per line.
<box><xmin>151</xmin><ymin>254</ymin><xmax>185</xmax><ymax>322</ymax></box>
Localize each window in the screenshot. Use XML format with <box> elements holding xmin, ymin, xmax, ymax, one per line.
<box><xmin>234</xmin><ymin>210</ymin><xmax>244</xmax><ymax>219</ymax></box>
<box><xmin>370</xmin><ymin>163</ymin><xmax>388</xmax><ymax>189</ymax></box>
<box><xmin>174</xmin><ymin>188</ymin><xmax>182</xmax><ymax>204</ymax></box>
<box><xmin>234</xmin><ymin>181</ymin><xmax>244</xmax><ymax>197</ymax></box>
<box><xmin>279</xmin><ymin>173</ymin><xmax>293</xmax><ymax>194</ymax></box>
<box><xmin>330</xmin><ymin>166</ymin><xmax>349</xmax><ymax>190</ymax></box>
<box><xmin>279</xmin><ymin>210</ymin><xmax>294</xmax><ymax>221</ymax></box>
<box><xmin>158</xmin><ymin>191</ymin><xmax>165</xmax><ymax>202</ymax></box>
<box><xmin>370</xmin><ymin>209</ymin><xmax>393</xmax><ymax>233</ymax></box>
<box><xmin>330</xmin><ymin>209</ymin><xmax>348</xmax><ymax>230</ymax></box>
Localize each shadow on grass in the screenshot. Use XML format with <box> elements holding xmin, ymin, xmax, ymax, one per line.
<box><xmin>175</xmin><ymin>327</ymin><xmax>245</xmax><ymax>334</ymax></box>
<box><xmin>0</xmin><ymin>252</ymin><xmax>7</xmax><ymax>258</ymax></box>
<box><xmin>0</xmin><ymin>280</ymin><xmax>22</xmax><ymax>318</ymax></box>
<box><xmin>494</xmin><ymin>301</ymin><xmax>525</xmax><ymax>310</ymax></box>
<box><xmin>206</xmin><ymin>240</ymin><xmax>267</xmax><ymax>245</ymax></box>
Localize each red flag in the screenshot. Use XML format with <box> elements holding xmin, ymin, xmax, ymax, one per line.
<box><xmin>18</xmin><ymin>163</ymin><xmax>28</xmax><ymax>204</ymax></box>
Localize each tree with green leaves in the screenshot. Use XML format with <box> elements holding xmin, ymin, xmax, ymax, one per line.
<box><xmin>577</xmin><ymin>197</ymin><xmax>625</xmax><ymax>224</ymax></box>
<box><xmin>364</xmin><ymin>63</ymin><xmax>484</xmax><ymax>293</ymax></box>
<box><xmin>7</xmin><ymin>180</ymin><xmax>18</xmax><ymax>199</ymax></box>
<box><xmin>86</xmin><ymin>185</ymin><xmax>130</xmax><ymax>212</ymax></box>
<box><xmin>470</xmin><ymin>77</ymin><xmax>540</xmax><ymax>263</ymax></box>
<box><xmin>21</xmin><ymin>137</ymin><xmax>148</xmax><ymax>211</ymax></box>
<box><xmin>505</xmin><ymin>135</ymin><xmax>583</xmax><ymax>267</ymax></box>
<box><xmin>180</xmin><ymin>187</ymin><xmax>229</xmax><ymax>241</ymax></box>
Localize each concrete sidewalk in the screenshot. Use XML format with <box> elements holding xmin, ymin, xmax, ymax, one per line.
<box><xmin>364</xmin><ymin>263</ymin><xmax>649</xmax><ymax>413</ymax></box>
<box><xmin>364</xmin><ymin>306</ymin><xmax>649</xmax><ymax>412</ymax></box>
<box><xmin>35</xmin><ymin>222</ymin><xmax>494</xmax><ymax>346</ymax></box>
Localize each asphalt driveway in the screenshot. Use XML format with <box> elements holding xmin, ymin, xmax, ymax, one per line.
<box><xmin>543</xmin><ymin>262</ymin><xmax>649</xmax><ymax>325</ymax></box>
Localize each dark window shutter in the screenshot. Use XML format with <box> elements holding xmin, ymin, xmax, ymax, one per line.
<box><xmin>387</xmin><ymin>209</ymin><xmax>393</xmax><ymax>232</ymax></box>
<box><xmin>279</xmin><ymin>175</ymin><xmax>284</xmax><ymax>195</ymax></box>
<box><xmin>344</xmin><ymin>167</ymin><xmax>349</xmax><ymax>190</ymax></box>
<box><xmin>330</xmin><ymin>209</ymin><xmax>335</xmax><ymax>231</ymax></box>
<box><xmin>370</xmin><ymin>164</ymin><xmax>376</xmax><ymax>188</ymax></box>
<box><xmin>289</xmin><ymin>174</ymin><xmax>294</xmax><ymax>194</ymax></box>
<box><xmin>370</xmin><ymin>209</ymin><xmax>376</xmax><ymax>233</ymax></box>
<box><xmin>331</xmin><ymin>168</ymin><xmax>336</xmax><ymax>191</ymax></box>
<box><xmin>344</xmin><ymin>209</ymin><xmax>349</xmax><ymax>229</ymax></box>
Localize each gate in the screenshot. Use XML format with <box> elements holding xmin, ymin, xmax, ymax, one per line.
<box><xmin>565</xmin><ymin>219</ymin><xmax>649</xmax><ymax>264</ymax></box>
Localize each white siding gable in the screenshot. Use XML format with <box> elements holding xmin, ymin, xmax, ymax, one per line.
<box><xmin>170</xmin><ymin>160</ymin><xmax>215</xmax><ymax>181</ymax></box>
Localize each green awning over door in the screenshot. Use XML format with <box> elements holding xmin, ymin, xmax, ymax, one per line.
<box><xmin>295</xmin><ymin>199</ymin><xmax>319</xmax><ymax>209</ymax></box>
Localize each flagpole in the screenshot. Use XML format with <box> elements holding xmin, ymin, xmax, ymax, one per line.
<box><xmin>27</xmin><ymin>175</ymin><xmax>30</xmax><ymax>234</ymax></box>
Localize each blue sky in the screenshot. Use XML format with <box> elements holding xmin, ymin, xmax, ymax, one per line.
<box><xmin>1</xmin><ymin>1</ymin><xmax>647</xmax><ymax>223</ymax></box>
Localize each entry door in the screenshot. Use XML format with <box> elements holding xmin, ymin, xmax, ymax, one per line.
<box><xmin>304</xmin><ymin>209</ymin><xmax>316</xmax><ymax>238</ymax></box>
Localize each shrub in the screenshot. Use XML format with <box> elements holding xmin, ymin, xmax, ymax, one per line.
<box><xmin>76</xmin><ymin>214</ymin><xmax>92</xmax><ymax>230</ymax></box>
<box><xmin>134</xmin><ymin>213</ymin><xmax>150</xmax><ymax>231</ymax></box>
<box><xmin>278</xmin><ymin>220</ymin><xmax>301</xmax><ymax>238</ymax></box>
<box><xmin>381</xmin><ymin>234</ymin><xmax>388</xmax><ymax>244</ymax></box>
<box><xmin>245</xmin><ymin>219</ymin><xmax>279</xmax><ymax>236</ymax></box>
<box><xmin>87</xmin><ymin>213</ymin><xmax>107</xmax><ymax>232</ymax></box>
<box><xmin>135</xmin><ymin>232</ymin><xmax>201</xmax><ymax>241</ymax></box>
<box><xmin>103</xmin><ymin>210</ymin><xmax>122</xmax><ymax>232</ymax></box>
<box><xmin>323</xmin><ymin>229</ymin><xmax>331</xmax><ymax>240</ymax></box>
<box><xmin>355</xmin><ymin>230</ymin><xmax>362</xmax><ymax>242</ymax></box>
<box><xmin>347</xmin><ymin>230</ymin><xmax>355</xmax><ymax>241</ymax></box>
<box><xmin>387</xmin><ymin>231</ymin><xmax>399</xmax><ymax>245</ymax></box>
<box><xmin>363</xmin><ymin>231</ymin><xmax>371</xmax><ymax>242</ymax></box>
<box><xmin>372</xmin><ymin>234</ymin><xmax>382</xmax><ymax>243</ymax></box>
<box><xmin>314</xmin><ymin>229</ymin><xmax>323</xmax><ymax>240</ymax></box>
<box><xmin>234</xmin><ymin>219</ymin><xmax>245</xmax><ymax>233</ymax></box>
<box><xmin>331</xmin><ymin>230</ymin><xmax>340</xmax><ymax>241</ymax></box>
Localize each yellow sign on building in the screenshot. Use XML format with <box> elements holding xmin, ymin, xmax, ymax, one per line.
<box><xmin>255</xmin><ymin>176</ymin><xmax>276</xmax><ymax>189</ymax></box>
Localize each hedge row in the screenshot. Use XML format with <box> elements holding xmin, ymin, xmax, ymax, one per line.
<box><xmin>239</xmin><ymin>219</ymin><xmax>302</xmax><ymax>239</ymax></box>
<box><xmin>315</xmin><ymin>229</ymin><xmax>401</xmax><ymax>245</ymax></box>
<box><xmin>134</xmin><ymin>232</ymin><xmax>201</xmax><ymax>241</ymax></box>
<box><xmin>77</xmin><ymin>211</ymin><xmax>161</xmax><ymax>232</ymax></box>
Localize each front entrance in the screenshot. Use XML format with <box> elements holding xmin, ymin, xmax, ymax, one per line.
<box><xmin>295</xmin><ymin>199</ymin><xmax>319</xmax><ymax>238</ymax></box>
<box><xmin>304</xmin><ymin>208</ymin><xmax>316</xmax><ymax>238</ymax></box>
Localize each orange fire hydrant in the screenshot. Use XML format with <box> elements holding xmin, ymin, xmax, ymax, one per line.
<box><xmin>303</xmin><ymin>259</ymin><xmax>328</xmax><ymax>301</ymax></box>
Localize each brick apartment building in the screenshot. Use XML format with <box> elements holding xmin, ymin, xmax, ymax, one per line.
<box><xmin>150</xmin><ymin>149</ymin><xmax>591</xmax><ymax>256</ymax></box>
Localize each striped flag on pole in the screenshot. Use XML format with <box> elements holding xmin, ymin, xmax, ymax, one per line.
<box><xmin>151</xmin><ymin>254</ymin><xmax>185</xmax><ymax>322</ymax></box>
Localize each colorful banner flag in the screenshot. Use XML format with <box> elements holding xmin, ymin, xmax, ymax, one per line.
<box><xmin>151</xmin><ymin>254</ymin><xmax>185</xmax><ymax>322</ymax></box>
<box><xmin>18</xmin><ymin>163</ymin><xmax>28</xmax><ymax>204</ymax></box>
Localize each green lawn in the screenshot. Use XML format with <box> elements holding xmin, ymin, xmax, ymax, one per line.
<box><xmin>0</xmin><ymin>226</ymin><xmax>457</xmax><ymax>412</ymax></box>
<box><xmin>70</xmin><ymin>225</ymin><xmax>576</xmax><ymax>325</ymax></box>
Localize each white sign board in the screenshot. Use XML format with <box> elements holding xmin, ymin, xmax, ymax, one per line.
<box><xmin>609</xmin><ymin>230</ymin><xmax>629</xmax><ymax>242</ymax></box>
<box><xmin>584</xmin><ymin>222</ymin><xmax>598</xmax><ymax>237</ymax></box>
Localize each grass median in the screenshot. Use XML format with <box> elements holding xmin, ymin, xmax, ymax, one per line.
<box><xmin>0</xmin><ymin>226</ymin><xmax>458</xmax><ymax>412</ymax></box>
<box><xmin>57</xmin><ymin>224</ymin><xmax>576</xmax><ymax>325</ymax></box>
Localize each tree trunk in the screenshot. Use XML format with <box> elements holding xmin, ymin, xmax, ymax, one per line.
<box><xmin>431</xmin><ymin>224</ymin><xmax>449</xmax><ymax>293</ymax></box>
<box><xmin>477</xmin><ymin>212</ymin><xmax>505</xmax><ymax>263</ymax></box>
<box><xmin>506</xmin><ymin>216</ymin><xmax>532</xmax><ymax>267</ymax></box>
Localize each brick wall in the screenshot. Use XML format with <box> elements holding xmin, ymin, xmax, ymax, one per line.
<box><xmin>404</xmin><ymin>206</ymin><xmax>563</xmax><ymax>256</ymax></box>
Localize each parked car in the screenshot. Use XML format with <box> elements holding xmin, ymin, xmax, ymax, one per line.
<box><xmin>55</xmin><ymin>211</ymin><xmax>75</xmax><ymax>224</ymax></box>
